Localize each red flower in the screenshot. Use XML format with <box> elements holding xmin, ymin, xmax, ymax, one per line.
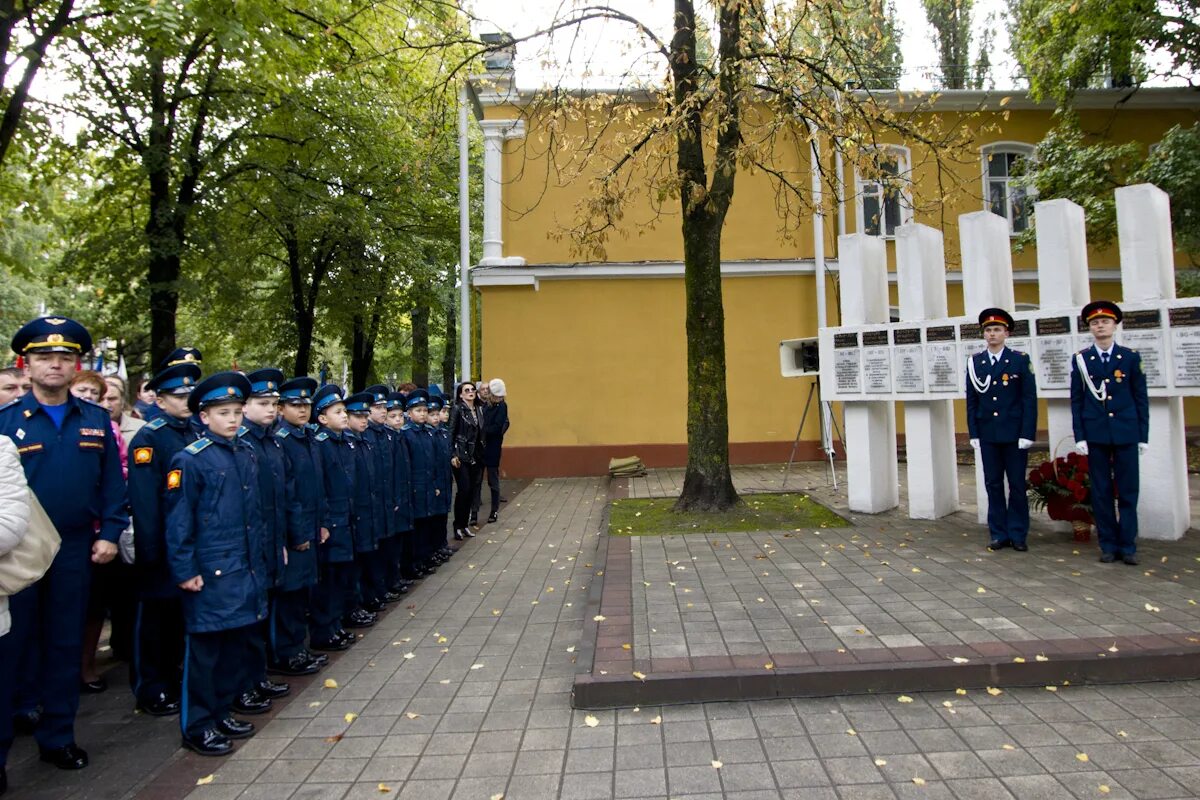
<box><xmin>1078</xmin><ymin>456</ymin><xmax>1088</xmax><ymax>471</ymax></box>
<box><xmin>1039</xmin><ymin>462</ymin><xmax>1055</xmax><ymax>479</ymax></box>
<box><xmin>1029</xmin><ymin>471</ymin><xmax>1044</xmax><ymax>486</ymax></box>
<box><xmin>1073</xmin><ymin>486</ymin><xmax>1088</xmax><ymax>502</ymax></box>
<box><xmin>1065</xmin><ymin>452</ymin><xmax>1079</xmax><ymax>466</ymax></box>
<box><xmin>1067</xmin><ymin>480</ymin><xmax>1082</xmax><ymax>493</ymax></box>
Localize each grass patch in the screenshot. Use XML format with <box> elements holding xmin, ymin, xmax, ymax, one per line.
<box><xmin>609</xmin><ymin>492</ymin><xmax>849</xmax><ymax>536</ymax></box>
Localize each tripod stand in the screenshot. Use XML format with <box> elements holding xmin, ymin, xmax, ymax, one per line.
<box><xmin>781</xmin><ymin>378</ymin><xmax>843</xmax><ymax>489</ymax></box>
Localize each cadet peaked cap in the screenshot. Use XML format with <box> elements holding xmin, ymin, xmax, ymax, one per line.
<box><xmin>147</xmin><ymin>363</ymin><xmax>201</xmax><ymax>395</ymax></box>
<box><xmin>279</xmin><ymin>376</ymin><xmax>318</xmax><ymax>404</ymax></box>
<box><xmin>427</xmin><ymin>393</ymin><xmax>445</xmax><ymax>411</ymax></box>
<box><xmin>246</xmin><ymin>368</ymin><xmax>285</xmax><ymax>397</ymax></box>
<box><xmin>159</xmin><ymin>347</ymin><xmax>202</xmax><ymax>370</ymax></box>
<box><xmin>313</xmin><ymin>384</ymin><xmax>345</xmax><ymax>414</ymax></box>
<box><xmin>978</xmin><ymin>307</ymin><xmax>1014</xmax><ymax>330</ymax></box>
<box><xmin>344</xmin><ymin>392</ymin><xmax>374</xmax><ymax>414</ymax></box>
<box><xmin>386</xmin><ymin>391</ymin><xmax>406</xmax><ymax>409</ymax></box>
<box><xmin>11</xmin><ymin>316</ymin><xmax>92</xmax><ymax>356</ymax></box>
<box><xmin>189</xmin><ymin>371</ymin><xmax>252</xmax><ymax>413</ymax></box>
<box><xmin>363</xmin><ymin>384</ymin><xmax>390</xmax><ymax>405</ymax></box>
<box><xmin>405</xmin><ymin>389</ymin><xmax>429</xmax><ymax>409</ymax></box>
<box><xmin>1082</xmin><ymin>299</ymin><xmax>1122</xmax><ymax>324</ymax></box>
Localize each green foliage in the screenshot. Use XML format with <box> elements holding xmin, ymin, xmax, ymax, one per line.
<box><xmin>921</xmin><ymin>0</ymin><xmax>993</xmax><ymax>88</ymax></box>
<box><xmin>1137</xmin><ymin>123</ymin><xmax>1200</xmax><ymax>258</ymax></box>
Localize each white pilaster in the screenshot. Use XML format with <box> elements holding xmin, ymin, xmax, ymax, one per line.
<box><xmin>1115</xmin><ymin>184</ymin><xmax>1190</xmax><ymax>539</ymax></box>
<box><xmin>478</xmin><ymin>119</ymin><xmax>527</xmax><ymax>267</ymax></box>
<box><xmin>839</xmin><ymin>234</ymin><xmax>899</xmax><ymax>513</ymax></box>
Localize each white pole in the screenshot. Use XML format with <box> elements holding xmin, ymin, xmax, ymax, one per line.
<box><xmin>458</xmin><ymin>86</ymin><xmax>471</xmax><ymax>382</ymax></box>
<box><xmin>809</xmin><ymin>123</ymin><xmax>835</xmax><ymax>458</ymax></box>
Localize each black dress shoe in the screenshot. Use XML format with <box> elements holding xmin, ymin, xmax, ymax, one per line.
<box><xmin>182</xmin><ymin>728</ymin><xmax>233</xmax><ymax>757</ymax></box>
<box><xmin>232</xmin><ymin>690</ymin><xmax>271</xmax><ymax>715</ymax></box>
<box><xmin>270</xmin><ymin>654</ymin><xmax>321</xmax><ymax>676</ymax></box>
<box><xmin>382</xmin><ymin>591</ymin><xmax>404</xmax><ymax>603</ymax></box>
<box><xmin>344</xmin><ymin>610</ymin><xmax>376</xmax><ymax>629</ymax></box>
<box><xmin>257</xmin><ymin>678</ymin><xmax>290</xmax><ymax>698</ymax></box>
<box><xmin>217</xmin><ymin>716</ymin><xmax>256</xmax><ymax>739</ymax></box>
<box><xmin>137</xmin><ymin>692</ymin><xmax>181</xmax><ymax>717</ymax></box>
<box><xmin>487</xmin><ymin>512</ymin><xmax>498</xmax><ymax>523</ymax></box>
<box><xmin>362</xmin><ymin>600</ymin><xmax>385</xmax><ymax>614</ymax></box>
<box><xmin>304</xmin><ymin>649</ymin><xmax>330</xmax><ymax>666</ymax></box>
<box><xmin>12</xmin><ymin>711</ymin><xmax>40</xmax><ymax>735</ymax></box>
<box><xmin>987</xmin><ymin>539</ymin><xmax>1011</xmax><ymax>551</ymax></box>
<box><xmin>310</xmin><ymin>637</ymin><xmax>351</xmax><ymax>652</ymax></box>
<box><xmin>80</xmin><ymin>677</ymin><xmax>107</xmax><ymax>694</ymax></box>
<box><xmin>1013</xmin><ymin>543</ymin><xmax>1028</xmax><ymax>552</ymax></box>
<box><xmin>1100</xmin><ymin>552</ymin><xmax>1117</xmax><ymax>563</ymax></box>
<box><xmin>336</xmin><ymin>630</ymin><xmax>359</xmax><ymax>647</ymax></box>
<box><xmin>1122</xmin><ymin>554</ymin><xmax>1140</xmax><ymax>565</ymax></box>
<box><xmin>39</xmin><ymin>744</ymin><xmax>88</xmax><ymax>770</ymax></box>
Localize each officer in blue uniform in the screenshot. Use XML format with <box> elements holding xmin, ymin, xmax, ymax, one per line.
<box><xmin>0</xmin><ymin>316</ymin><xmax>127</xmax><ymax>778</ymax></box>
<box><xmin>235</xmin><ymin>369</ymin><xmax>293</xmax><ymax>713</ymax></box>
<box><xmin>127</xmin><ymin>361</ymin><xmax>202</xmax><ymax>717</ymax></box>
<box><xmin>269</xmin><ymin>377</ymin><xmax>325</xmax><ymax>675</ymax></box>
<box><xmin>362</xmin><ymin>385</ymin><xmax>402</xmax><ymax>604</ymax></box>
<box><xmin>965</xmin><ymin>308</ymin><xmax>1038</xmax><ymax>551</ymax></box>
<box><xmin>343</xmin><ymin>392</ymin><xmax>382</xmax><ymax>626</ymax></box>
<box><xmin>1071</xmin><ymin>300</ymin><xmax>1150</xmax><ymax>565</ymax></box>
<box><xmin>165</xmin><ymin>371</ymin><xmax>269</xmax><ymax>756</ymax></box>
<box><xmin>309</xmin><ymin>385</ymin><xmax>358</xmax><ymax>651</ymax></box>
<box><xmin>427</xmin><ymin>392</ymin><xmax>455</xmax><ymax>562</ymax></box>
<box><xmin>402</xmin><ymin>390</ymin><xmax>436</xmax><ymax>580</ymax></box>
<box><xmin>385</xmin><ymin>391</ymin><xmax>414</xmax><ymax>594</ymax></box>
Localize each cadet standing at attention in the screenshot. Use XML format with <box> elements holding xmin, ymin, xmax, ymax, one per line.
<box><xmin>427</xmin><ymin>392</ymin><xmax>455</xmax><ymax>562</ymax></box>
<box><xmin>966</xmin><ymin>308</ymin><xmax>1038</xmax><ymax>552</ymax></box>
<box><xmin>1071</xmin><ymin>300</ymin><xmax>1150</xmax><ymax>565</ymax></box>
<box><xmin>402</xmin><ymin>390</ymin><xmax>436</xmax><ymax>581</ymax></box>
<box><xmin>363</xmin><ymin>385</ymin><xmax>403</xmax><ymax>603</ymax></box>
<box><xmin>127</xmin><ymin>360</ymin><xmax>202</xmax><ymax>718</ymax></box>
<box><xmin>343</xmin><ymin>393</ymin><xmax>382</xmax><ymax>626</ymax></box>
<box><xmin>165</xmin><ymin>371</ymin><xmax>268</xmax><ymax>756</ymax></box>
<box><xmin>386</xmin><ymin>391</ymin><xmax>414</xmax><ymax>595</ymax></box>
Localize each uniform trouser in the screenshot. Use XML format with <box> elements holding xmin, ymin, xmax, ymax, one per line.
<box><xmin>243</xmin><ymin>620</ymin><xmax>269</xmax><ymax>691</ymax></box>
<box><xmin>452</xmin><ymin>462</ymin><xmax>483</xmax><ymax>530</ymax></box>
<box><xmin>431</xmin><ymin>514</ymin><xmax>449</xmax><ymax>557</ymax></box>
<box><xmin>979</xmin><ymin>441</ymin><xmax>1030</xmax><ymax>545</ymax></box>
<box><xmin>1089</xmin><ymin>442</ymin><xmax>1140</xmax><ymax>556</ymax></box>
<box><xmin>181</xmin><ymin>625</ymin><xmax>251</xmax><ymax>738</ymax></box>
<box><xmin>380</xmin><ymin>534</ymin><xmax>404</xmax><ymax>589</ymax></box>
<box><xmin>471</xmin><ymin>464</ymin><xmax>502</xmax><ymax>519</ymax></box>
<box><xmin>270</xmin><ymin>586</ymin><xmax>311</xmax><ymax>662</ymax></box>
<box><xmin>310</xmin><ymin>561</ymin><xmax>354</xmax><ymax>642</ymax></box>
<box><xmin>0</xmin><ymin>535</ymin><xmax>92</xmax><ymax>762</ymax></box>
<box><xmin>131</xmin><ymin>595</ymin><xmax>185</xmax><ymax>704</ymax></box>
<box><xmin>354</xmin><ymin>550</ymin><xmax>385</xmax><ymax>607</ymax></box>
<box><xmin>401</xmin><ymin>526</ymin><xmax>420</xmax><ymax>577</ymax></box>
<box><xmin>412</xmin><ymin>516</ymin><xmax>436</xmax><ymax>564</ymax></box>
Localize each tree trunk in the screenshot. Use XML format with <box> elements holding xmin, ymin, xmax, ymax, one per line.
<box><xmin>411</xmin><ymin>302</ymin><xmax>429</xmax><ymax>386</ymax></box>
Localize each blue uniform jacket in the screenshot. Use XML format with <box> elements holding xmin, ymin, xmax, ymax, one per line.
<box><xmin>128</xmin><ymin>415</ymin><xmax>198</xmax><ymax>596</ymax></box>
<box><xmin>1070</xmin><ymin>343</ymin><xmax>1150</xmax><ymax>445</ymax></box>
<box><xmin>391</xmin><ymin>425</ymin><xmax>414</xmax><ymax>533</ymax></box>
<box><xmin>240</xmin><ymin>422</ymin><xmax>292</xmax><ymax>587</ymax></box>
<box><xmin>346</xmin><ymin>431</ymin><xmax>380</xmax><ymax>553</ymax></box>
<box><xmin>403</xmin><ymin>423</ymin><xmax>436</xmax><ymax>519</ymax></box>
<box><xmin>431</xmin><ymin>425</ymin><xmax>453</xmax><ymax>515</ymax></box>
<box><xmin>274</xmin><ymin>421</ymin><xmax>321</xmax><ymax>590</ymax></box>
<box><xmin>314</xmin><ymin>428</ymin><xmax>356</xmax><ymax>563</ymax></box>
<box><xmin>0</xmin><ymin>393</ymin><xmax>127</xmax><ymax>541</ymax></box>
<box><xmin>364</xmin><ymin>423</ymin><xmax>397</xmax><ymax>538</ymax></box>
<box><xmin>965</xmin><ymin>347</ymin><xmax>1037</xmax><ymax>443</ymax></box>
<box><xmin>164</xmin><ymin>434</ymin><xmax>269</xmax><ymax>634</ymax></box>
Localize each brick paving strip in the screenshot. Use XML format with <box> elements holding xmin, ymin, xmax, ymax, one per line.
<box><xmin>574</xmin><ymin>465</ymin><xmax>1200</xmax><ymax>709</ymax></box>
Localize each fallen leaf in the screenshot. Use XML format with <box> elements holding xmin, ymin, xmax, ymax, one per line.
<box><xmin>325</xmin><ymin>734</ymin><xmax>344</xmax><ymax>742</ymax></box>
<box><xmin>404</xmin><ymin>652</ymin><xmax>415</xmax><ymax>660</ymax></box>
<box><xmin>711</xmin><ymin>760</ymin><xmax>723</xmax><ymax>769</ymax></box>
<box><xmin>622</xmin><ymin>643</ymin><xmax>632</xmax><ymax>650</ymax></box>
<box><xmin>1045</xmin><ymin>686</ymin><xmax>1058</xmax><ymax>692</ymax></box>
<box><xmin>987</xmin><ymin>687</ymin><xmax>1003</xmax><ymax>696</ymax></box>
<box><xmin>976</xmin><ymin>587</ymin><xmax>986</xmax><ymax>594</ymax></box>
<box><xmin>632</xmin><ymin>671</ymin><xmax>646</xmax><ymax>681</ymax></box>
<box><xmin>942</xmin><ymin>701</ymin><xmax>954</xmax><ymax>708</ymax></box>
<box><xmin>437</xmin><ymin>636</ymin><xmax>448</xmax><ymax>644</ymax></box>
<box><xmin>913</xmin><ymin>776</ymin><xmax>927</xmax><ymax>786</ymax></box>
<box><xmin>405</xmin><ymin>712</ymin><xmax>421</xmax><ymax>719</ymax></box>
<box><xmin>1076</xmin><ymin>753</ymin><xmax>1089</xmax><ymax>762</ymax></box>
<box><xmin>650</xmin><ymin>716</ymin><xmax>662</xmax><ymax>724</ymax></box>
<box><xmin>344</xmin><ymin>712</ymin><xmax>358</xmax><ymax>723</ymax></box>
<box><xmin>1035</xmin><ymin>654</ymin><xmax>1049</xmax><ymax>662</ymax></box>
<box><xmin>955</xmin><ymin>688</ymin><xmax>967</xmax><ymax>696</ymax></box>
<box><xmin>874</xmin><ymin>758</ymin><xmax>887</xmax><ymax>766</ymax></box>
<box><xmin>951</xmin><ymin>657</ymin><xmax>969</xmax><ymax>664</ymax></box>
<box><xmin>1099</xmin><ymin>786</ymin><xmax>1110</xmax><ymax>795</ymax></box>
<box><xmin>196</xmin><ymin>774</ymin><xmax>214</xmax><ymax>786</ymax></box>
<box><xmin>308</xmin><ymin>701</ymin><xmax>322</xmax><ymax>708</ymax></box>
<box><xmin>378</xmin><ymin>783</ymin><xmax>392</xmax><ymax>793</ymax></box>
<box><xmin>847</xmin><ymin>728</ymin><xmax>857</xmax><ymax>736</ymax></box>
<box><xmin>492</xmin><ymin>609</ymin><xmax>501</xmax><ymax>616</ymax></box>
<box><xmin>567</xmin><ymin>646</ymin><xmax>576</xmax><ymax>653</ymax></box>
<box><xmin>1002</xmin><ymin>744</ymin><xmax>1016</xmax><ymax>751</ymax></box>
<box><xmin>1013</xmin><ymin>656</ymin><xmax>1026</xmax><ymax>663</ymax></box>
<box><xmin>1107</xmin><ymin>644</ymin><xmax>1119</xmax><ymax>653</ymax></box>
<box><xmin>1117</xmin><ymin>730</ymin><xmax>1128</xmax><ymax>738</ymax></box>
<box><xmin>764</xmin><ymin>662</ymin><xmax>774</xmax><ymax>670</ymax></box>
<box><xmin>1145</xmin><ymin>603</ymin><xmax>1161</xmax><ymax>612</ymax></box>
<box><xmin>470</xmin><ymin>663</ymin><xmax>485</xmax><ymax>670</ymax></box>
<box><xmin>439</xmin><ymin>679</ymin><xmax>451</xmax><ymax>685</ymax></box>
<box><xmin>897</xmin><ymin>695</ymin><xmax>914</xmax><ymax>703</ymax></box>
<box><xmin>323</xmin><ymin>679</ymin><xmax>338</xmax><ymax>689</ymax></box>
<box><xmin>490</xmin><ymin>794</ymin><xmax>504</xmax><ymax>800</ymax></box>
<box><xmin>584</xmin><ymin>715</ymin><xmax>599</xmax><ymax>728</ymax></box>
<box><xmin>593</xmin><ymin>615</ymin><xmax>606</xmax><ymax>622</ymax></box>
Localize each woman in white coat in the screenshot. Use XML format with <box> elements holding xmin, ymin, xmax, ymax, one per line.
<box><xmin>0</xmin><ymin>433</ymin><xmax>31</xmax><ymax>637</ymax></box>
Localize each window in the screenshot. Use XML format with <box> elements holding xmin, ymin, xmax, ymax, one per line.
<box><xmin>982</xmin><ymin>143</ymin><xmax>1036</xmax><ymax>234</ymax></box>
<box><xmin>856</xmin><ymin>146</ymin><xmax>911</xmax><ymax>238</ymax></box>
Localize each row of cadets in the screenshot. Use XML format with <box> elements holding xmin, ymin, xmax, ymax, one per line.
<box><xmin>402</xmin><ymin>390</ymin><xmax>439</xmax><ymax>579</ymax></box>
<box><xmin>428</xmin><ymin>391</ymin><xmax>457</xmax><ymax>555</ymax></box>
<box><xmin>384</xmin><ymin>391</ymin><xmax>415</xmax><ymax>595</ymax></box>
<box><xmin>343</xmin><ymin>391</ymin><xmax>384</xmax><ymax>627</ymax></box>
<box><xmin>362</xmin><ymin>385</ymin><xmax>410</xmax><ymax>603</ymax></box>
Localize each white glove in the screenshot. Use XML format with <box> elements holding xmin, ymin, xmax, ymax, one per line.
<box><xmin>1138</xmin><ymin>442</ymin><xmax>1149</xmax><ymax>455</ymax></box>
<box><xmin>1075</xmin><ymin>441</ymin><xmax>1089</xmax><ymax>456</ymax></box>
<box><xmin>969</xmin><ymin>438</ymin><xmax>980</xmax><ymax>449</ymax></box>
<box><xmin>1018</xmin><ymin>438</ymin><xmax>1033</xmax><ymax>450</ymax></box>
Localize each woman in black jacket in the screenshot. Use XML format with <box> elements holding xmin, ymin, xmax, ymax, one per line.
<box><xmin>449</xmin><ymin>382</ymin><xmax>485</xmax><ymax>541</ymax></box>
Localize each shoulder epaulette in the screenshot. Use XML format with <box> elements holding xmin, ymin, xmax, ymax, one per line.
<box><xmin>275</xmin><ymin>427</ymin><xmax>290</xmax><ymax>438</ymax></box>
<box><xmin>314</xmin><ymin>431</ymin><xmax>329</xmax><ymax>441</ymax></box>
<box><xmin>0</xmin><ymin>399</ymin><xmax>18</xmax><ymax>413</ymax></box>
<box><xmin>185</xmin><ymin>438</ymin><xmax>213</xmax><ymax>455</ymax></box>
<box><xmin>237</xmin><ymin>425</ymin><xmax>249</xmax><ymax>437</ymax></box>
<box><xmin>146</xmin><ymin>416</ymin><xmax>168</xmax><ymax>431</ymax></box>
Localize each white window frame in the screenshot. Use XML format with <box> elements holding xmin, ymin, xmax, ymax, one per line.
<box><xmin>981</xmin><ymin>142</ymin><xmax>1037</xmax><ymax>236</ymax></box>
<box><xmin>855</xmin><ymin>145</ymin><xmax>913</xmax><ymax>239</ymax></box>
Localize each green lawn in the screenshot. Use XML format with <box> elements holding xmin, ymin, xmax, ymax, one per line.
<box><xmin>608</xmin><ymin>492</ymin><xmax>848</xmax><ymax>536</ymax></box>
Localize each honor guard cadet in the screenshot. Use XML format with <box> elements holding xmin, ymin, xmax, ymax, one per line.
<box><xmin>427</xmin><ymin>392</ymin><xmax>456</xmax><ymax>560</ymax></box>
<box><xmin>127</xmin><ymin>361</ymin><xmax>202</xmax><ymax>718</ymax></box>
<box><xmin>966</xmin><ymin>308</ymin><xmax>1038</xmax><ymax>552</ymax></box>
<box><xmin>402</xmin><ymin>390</ymin><xmax>437</xmax><ymax>580</ymax></box>
<box><xmin>362</xmin><ymin>385</ymin><xmax>403</xmax><ymax>603</ymax></box>
<box><xmin>235</xmin><ymin>369</ymin><xmax>293</xmax><ymax>713</ymax></box>
<box><xmin>142</xmin><ymin>348</ymin><xmax>203</xmax><ymax>424</ymax></box>
<box><xmin>343</xmin><ymin>392</ymin><xmax>382</xmax><ymax>626</ymax></box>
<box><xmin>1071</xmin><ymin>300</ymin><xmax>1150</xmax><ymax>565</ymax></box>
<box><xmin>164</xmin><ymin>371</ymin><xmax>268</xmax><ymax>756</ymax></box>
<box><xmin>269</xmin><ymin>377</ymin><xmax>325</xmax><ymax>676</ymax></box>
<box><xmin>308</xmin><ymin>385</ymin><xmax>358</xmax><ymax>652</ymax></box>
<box><xmin>0</xmin><ymin>317</ymin><xmax>127</xmax><ymax>778</ymax></box>
<box><xmin>385</xmin><ymin>391</ymin><xmax>415</xmax><ymax>595</ymax></box>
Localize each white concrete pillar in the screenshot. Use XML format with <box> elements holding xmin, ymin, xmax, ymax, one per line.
<box><xmin>1034</xmin><ymin>199</ymin><xmax>1092</xmax><ymax>509</ymax></box>
<box><xmin>1115</xmin><ymin>184</ymin><xmax>1190</xmax><ymax>540</ymax></box>
<box><xmin>478</xmin><ymin>119</ymin><xmax>527</xmax><ymax>267</ymax></box>
<box><xmin>896</xmin><ymin>224</ymin><xmax>958</xmax><ymax>519</ymax></box>
<box><xmin>839</xmin><ymin>234</ymin><xmax>899</xmax><ymax>513</ymax></box>
<box><xmin>959</xmin><ymin>210</ymin><xmax>1015</xmax><ymax>524</ymax></box>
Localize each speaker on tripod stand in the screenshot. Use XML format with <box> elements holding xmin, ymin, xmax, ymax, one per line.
<box><xmin>778</xmin><ymin>338</ymin><xmax>842</xmax><ymax>488</ymax></box>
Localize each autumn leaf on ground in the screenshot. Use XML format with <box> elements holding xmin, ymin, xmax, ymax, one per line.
<box><xmin>403</xmin><ymin>653</ymin><xmax>415</xmax><ymax>660</ymax></box>
<box><xmin>650</xmin><ymin>716</ymin><xmax>662</xmax><ymax>724</ymax></box>
<box><xmin>1145</xmin><ymin>603</ymin><xmax>1161</xmax><ymax>612</ymax></box>
<box><xmin>1076</xmin><ymin>753</ymin><xmax>1089</xmax><ymax>762</ymax></box>
<box><xmin>1099</xmin><ymin>786</ymin><xmax>1110</xmax><ymax>795</ymax></box>
<box><xmin>325</xmin><ymin>733</ymin><xmax>344</xmax><ymax>742</ymax></box>
<box><xmin>323</xmin><ymin>679</ymin><xmax>338</xmax><ymax>689</ymax></box>
<box><xmin>1002</xmin><ymin>744</ymin><xmax>1016</xmax><ymax>750</ymax></box>
<box><xmin>1107</xmin><ymin>644</ymin><xmax>1119</xmax><ymax>653</ymax></box>
<box><xmin>593</xmin><ymin>615</ymin><xmax>606</xmax><ymax>622</ymax></box>
<box><xmin>344</xmin><ymin>713</ymin><xmax>358</xmax><ymax>723</ymax></box>
<box><xmin>308</xmin><ymin>701</ymin><xmax>321</xmax><ymax>708</ymax></box>
<box><xmin>1045</xmin><ymin>686</ymin><xmax>1058</xmax><ymax>692</ymax></box>
<box><xmin>405</xmin><ymin>712</ymin><xmax>421</xmax><ymax>719</ymax></box>
<box><xmin>566</xmin><ymin>646</ymin><xmax>576</xmax><ymax>653</ymax></box>
<box><xmin>897</xmin><ymin>695</ymin><xmax>914</xmax><ymax>703</ymax></box>
<box><xmin>470</xmin><ymin>663</ymin><xmax>485</xmax><ymax>670</ymax></box>
<box><xmin>1013</xmin><ymin>656</ymin><xmax>1026</xmax><ymax>663</ymax></box>
<box><xmin>951</xmin><ymin>657</ymin><xmax>969</xmax><ymax>664</ymax></box>
<box><xmin>632</xmin><ymin>671</ymin><xmax>646</xmax><ymax>681</ymax></box>
<box><xmin>987</xmin><ymin>687</ymin><xmax>1003</xmax><ymax>696</ymax></box>
<box><xmin>621</xmin><ymin>643</ymin><xmax>631</xmax><ymax>650</ymax></box>
<box><xmin>711</xmin><ymin>760</ymin><xmax>723</xmax><ymax>769</ymax></box>
<box><xmin>584</xmin><ymin>715</ymin><xmax>599</xmax><ymax>728</ymax></box>
<box><xmin>490</xmin><ymin>794</ymin><xmax>505</xmax><ymax>800</ymax></box>
<box><xmin>955</xmin><ymin>689</ymin><xmax>967</xmax><ymax>696</ymax></box>
<box><xmin>912</xmin><ymin>777</ymin><xmax>927</xmax><ymax>785</ymax></box>
<box><xmin>378</xmin><ymin>783</ymin><xmax>392</xmax><ymax>793</ymax></box>
<box><xmin>196</xmin><ymin>775</ymin><xmax>214</xmax><ymax>786</ymax></box>
<box><xmin>1035</xmin><ymin>654</ymin><xmax>1049</xmax><ymax>662</ymax></box>
<box><xmin>874</xmin><ymin>758</ymin><xmax>887</xmax><ymax>766</ymax></box>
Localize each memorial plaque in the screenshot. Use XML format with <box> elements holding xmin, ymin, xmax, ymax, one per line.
<box><xmin>959</xmin><ymin>322</ymin><xmax>983</xmax><ymax>370</ymax></box>
<box><xmin>1172</xmin><ymin>326</ymin><xmax>1200</xmax><ymax>387</ymax></box>
<box><xmin>893</xmin><ymin>345</ymin><xmax>924</xmax><ymax>392</ymax></box>
<box><xmin>863</xmin><ymin>347</ymin><xmax>892</xmax><ymax>393</ymax></box>
<box><xmin>1169</xmin><ymin>306</ymin><xmax>1200</xmax><ymax>327</ymax></box>
<box><xmin>1035</xmin><ymin>335</ymin><xmax>1074</xmax><ymax>390</ymax></box>
<box><xmin>1011</xmin><ymin>319</ymin><xmax>1031</xmax><ymax>338</ymax></box>
<box><xmin>894</xmin><ymin>328</ymin><xmax>921</xmax><ymax>345</ymax></box>
<box><xmin>1007</xmin><ymin>336</ymin><xmax>1031</xmax><ymax>355</ymax></box>
<box><xmin>926</xmin><ymin>325</ymin><xmax>955</xmax><ymax>342</ymax></box>
<box><xmin>959</xmin><ymin>322</ymin><xmax>982</xmax><ymax>341</ymax></box>
<box><xmin>1124</xmin><ymin>309</ymin><xmax>1161</xmax><ymax>329</ymax></box>
<box><xmin>1122</xmin><ymin>331</ymin><xmax>1166</xmax><ymax>387</ymax></box>
<box><xmin>834</xmin><ymin>332</ymin><xmax>859</xmax><ymax>348</ymax></box>
<box><xmin>834</xmin><ymin>348</ymin><xmax>862</xmax><ymax>393</ymax></box>
<box><xmin>1036</xmin><ymin>316</ymin><xmax>1070</xmax><ymax>336</ymax></box>
<box><xmin>924</xmin><ymin>341</ymin><xmax>959</xmax><ymax>392</ymax></box>
<box><xmin>862</xmin><ymin>330</ymin><xmax>889</xmax><ymax>347</ymax></box>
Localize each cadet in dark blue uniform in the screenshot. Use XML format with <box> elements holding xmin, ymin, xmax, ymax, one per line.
<box><xmin>269</xmin><ymin>377</ymin><xmax>325</xmax><ymax>675</ymax></box>
<box><xmin>127</xmin><ymin>361</ymin><xmax>202</xmax><ymax>717</ymax></box>
<box><xmin>309</xmin><ymin>385</ymin><xmax>358</xmax><ymax>651</ymax></box>
<box><xmin>402</xmin><ymin>391</ymin><xmax>437</xmax><ymax>580</ymax></box>
<box><xmin>385</xmin><ymin>392</ymin><xmax>414</xmax><ymax>594</ymax></box>
<box><xmin>141</xmin><ymin>348</ymin><xmax>203</xmax><ymax>424</ymax></box>
<box><xmin>1071</xmin><ymin>300</ymin><xmax>1150</xmax><ymax>565</ymax></box>
<box><xmin>361</xmin><ymin>385</ymin><xmax>403</xmax><ymax>604</ymax></box>
<box><xmin>966</xmin><ymin>308</ymin><xmax>1038</xmax><ymax>551</ymax></box>
<box><xmin>427</xmin><ymin>392</ymin><xmax>455</xmax><ymax>562</ymax></box>
<box><xmin>344</xmin><ymin>392</ymin><xmax>382</xmax><ymax>626</ymax></box>
<box><xmin>236</xmin><ymin>369</ymin><xmax>293</xmax><ymax>713</ymax></box>
<box><xmin>165</xmin><ymin>371</ymin><xmax>269</xmax><ymax>756</ymax></box>
<box><xmin>0</xmin><ymin>317</ymin><xmax>128</xmax><ymax>776</ymax></box>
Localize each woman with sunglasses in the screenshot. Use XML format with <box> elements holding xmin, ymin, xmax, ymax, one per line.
<box><xmin>448</xmin><ymin>382</ymin><xmax>485</xmax><ymax>541</ymax></box>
